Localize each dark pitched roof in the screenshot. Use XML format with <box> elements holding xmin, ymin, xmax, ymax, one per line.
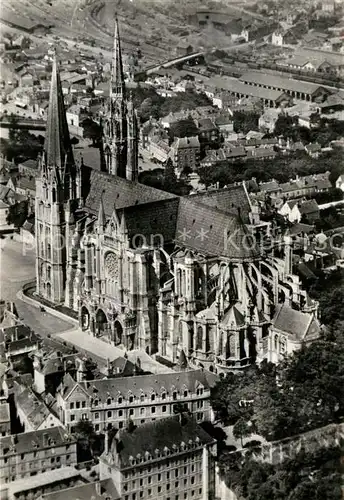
<box><xmin>175</xmin><ymin>199</ymin><xmax>259</xmax><ymax>261</ymax></box>
<box><xmin>272</xmin><ymin>303</ymin><xmax>320</xmax><ymax>340</ymax></box>
<box><xmin>63</xmin><ymin>369</ymin><xmax>216</xmax><ymax>401</ymax></box>
<box><xmin>39</xmin><ymin>479</ymin><xmax>120</xmax><ymax>500</ymax></box>
<box><xmin>84</xmin><ymin>168</ymin><xmax>176</xmax><ymax>217</ymax></box>
<box><xmin>108</xmin><ymin>415</ymin><xmax>215</xmax><ymax>468</ymax></box>
<box><xmin>0</xmin><ymin>426</ymin><xmax>74</xmax><ymax>456</ymax></box>
<box><xmin>186</xmin><ymin>184</ymin><xmax>251</xmax><ymax>221</ymax></box>
<box><xmin>299</xmin><ymin>200</ymin><xmax>319</xmax><ymax>214</ymax></box>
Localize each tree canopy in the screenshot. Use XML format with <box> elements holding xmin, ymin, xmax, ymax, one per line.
<box><xmin>211</xmin><ymin>339</ymin><xmax>344</xmax><ymax>442</ymax></box>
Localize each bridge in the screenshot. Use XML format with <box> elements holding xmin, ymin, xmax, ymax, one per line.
<box><xmin>140</xmin><ymin>51</ymin><xmax>207</xmax><ymax>77</ymax></box>
<box><xmin>0</xmin><ymin>117</ymin><xmax>46</xmax><ymax>131</ymax></box>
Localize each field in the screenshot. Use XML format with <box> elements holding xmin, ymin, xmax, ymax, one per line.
<box><xmin>1</xmin><ymin>0</ymin><xmax>259</xmax><ymax>63</ymax></box>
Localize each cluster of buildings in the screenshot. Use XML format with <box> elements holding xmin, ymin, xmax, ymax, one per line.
<box><xmin>0</xmin><ymin>9</ymin><xmax>343</xmax><ymax>500</ymax></box>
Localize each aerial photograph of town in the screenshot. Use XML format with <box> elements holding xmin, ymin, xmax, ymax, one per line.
<box><xmin>0</xmin><ymin>0</ymin><xmax>343</xmax><ymax>498</ymax></box>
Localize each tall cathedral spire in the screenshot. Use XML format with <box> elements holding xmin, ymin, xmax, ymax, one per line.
<box><xmin>111</xmin><ymin>17</ymin><xmax>125</xmax><ymax>98</ymax></box>
<box><xmin>44</xmin><ymin>54</ymin><xmax>74</xmax><ymax>170</ymax></box>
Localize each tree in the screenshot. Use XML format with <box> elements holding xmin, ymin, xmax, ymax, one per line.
<box><xmin>6</xmin><ymin>200</ymin><xmax>28</xmax><ymax>229</ymax></box>
<box><xmin>169</xmin><ymin>119</ymin><xmax>199</xmax><ymax>140</ymax></box>
<box><xmin>163</xmin><ymin>158</ymin><xmax>177</xmax><ymax>190</ymax></box>
<box><xmin>82</xmin><ymin>118</ymin><xmax>101</xmax><ymax>146</ymax></box>
<box><xmin>232</xmin><ymin>417</ymin><xmax>253</xmax><ymax>447</ymax></box>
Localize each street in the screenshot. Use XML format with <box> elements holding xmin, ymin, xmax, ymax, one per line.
<box><xmin>0</xmin><ymin>235</ymin><xmax>73</xmax><ymax>337</ymax></box>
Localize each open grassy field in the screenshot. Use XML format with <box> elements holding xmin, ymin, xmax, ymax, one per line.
<box><xmin>1</xmin><ymin>0</ymin><xmax>259</xmax><ymax>63</ymax></box>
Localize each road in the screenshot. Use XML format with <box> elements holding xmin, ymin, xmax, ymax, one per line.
<box><xmin>0</xmin><ymin>235</ymin><xmax>74</xmax><ymax>337</ymax></box>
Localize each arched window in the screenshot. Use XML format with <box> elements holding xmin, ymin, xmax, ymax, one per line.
<box><xmin>118</xmin><ymin>396</ymin><xmax>123</xmax><ymax>404</ymax></box>
<box><xmin>107</xmin><ymin>397</ymin><xmax>111</xmax><ymax>405</ymax></box>
<box><xmin>196</xmin><ymin>326</ymin><xmax>203</xmax><ymax>350</ymax></box>
<box><xmin>151</xmin><ymin>393</ymin><xmax>155</xmax><ymax>402</ymax></box>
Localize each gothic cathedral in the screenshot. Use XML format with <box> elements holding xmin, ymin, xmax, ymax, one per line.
<box><xmin>35</xmin><ymin>22</ymin><xmax>320</xmax><ymax>373</ymax></box>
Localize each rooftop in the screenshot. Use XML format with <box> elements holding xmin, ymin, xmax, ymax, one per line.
<box><xmin>273</xmin><ymin>303</ymin><xmax>321</xmax><ymax>341</ymax></box>
<box><xmin>60</xmin><ymin>369</ymin><xmax>218</xmax><ymax>401</ymax></box>
<box><xmin>104</xmin><ymin>415</ymin><xmax>215</xmax><ymax>468</ymax></box>
<box><xmin>39</xmin><ymin>479</ymin><xmax>120</xmax><ymax>500</ymax></box>
<box><xmin>0</xmin><ymin>426</ymin><xmax>74</xmax><ymax>457</ymax></box>
<box><xmin>239</xmin><ymin>71</ymin><xmax>327</xmax><ymax>96</ymax></box>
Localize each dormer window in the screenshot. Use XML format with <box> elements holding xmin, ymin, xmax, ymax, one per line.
<box><xmin>151</xmin><ymin>393</ymin><xmax>155</xmax><ymax>402</ymax></box>
<box><xmin>140</xmin><ymin>394</ymin><xmax>144</xmax><ymax>402</ymax></box>
<box><xmin>118</xmin><ymin>397</ymin><xmax>123</xmax><ymax>404</ymax></box>
<box><xmin>183</xmin><ymin>390</ymin><xmax>188</xmax><ymax>398</ymax></box>
<box><xmin>161</xmin><ymin>392</ymin><xmax>166</xmax><ymax>400</ymax></box>
<box><xmin>107</xmin><ymin>397</ymin><xmax>111</xmax><ymax>405</ymax></box>
<box><xmin>173</xmin><ymin>391</ymin><xmax>177</xmax><ymax>400</ymax></box>
<box><xmin>94</xmin><ymin>399</ymin><xmax>99</xmax><ymax>407</ymax></box>
<box><xmin>129</xmin><ymin>395</ymin><xmax>134</xmax><ymax>403</ymax></box>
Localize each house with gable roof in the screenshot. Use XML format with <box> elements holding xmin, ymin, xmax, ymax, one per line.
<box><xmin>265</xmin><ymin>303</ymin><xmax>321</xmax><ymax>364</ymax></box>
<box><xmin>56</xmin><ymin>369</ymin><xmax>217</xmax><ymax>433</ymax></box>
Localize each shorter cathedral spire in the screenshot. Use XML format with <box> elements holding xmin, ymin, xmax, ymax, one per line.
<box><xmin>111</xmin><ymin>16</ymin><xmax>125</xmax><ymax>98</ymax></box>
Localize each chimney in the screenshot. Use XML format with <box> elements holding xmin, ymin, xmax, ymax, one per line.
<box><xmin>43</xmin><ymin>432</ymin><xmax>49</xmax><ymax>447</ymax></box>
<box><xmin>104</xmin><ymin>430</ymin><xmax>109</xmax><ymax>454</ymax></box>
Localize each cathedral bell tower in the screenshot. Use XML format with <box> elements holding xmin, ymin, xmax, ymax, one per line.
<box><xmin>101</xmin><ymin>18</ymin><xmax>138</xmax><ymax>181</ymax></box>
<box><xmin>35</xmin><ymin>55</ymin><xmax>81</xmax><ymax>304</ymax></box>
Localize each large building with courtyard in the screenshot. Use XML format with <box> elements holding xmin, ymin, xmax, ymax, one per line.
<box><xmin>34</xmin><ymin>21</ymin><xmax>321</xmax><ymax>373</ymax></box>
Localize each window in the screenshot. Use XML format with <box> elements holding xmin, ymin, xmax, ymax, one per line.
<box><xmin>199</xmin><ymin>488</ymin><xmax>202</xmax><ymax>495</ymax></box>
<box><xmin>191</xmin><ymin>491</ymin><xmax>195</xmax><ymax>497</ymax></box>
<box><xmin>107</xmin><ymin>411</ymin><xmax>112</xmax><ymax>418</ymax></box>
<box><xmin>129</xmin><ymin>409</ymin><xmax>134</xmax><ymax>416</ymax></box>
<box><xmin>141</xmin><ymin>419</ymin><xmax>145</xmax><ymax>424</ymax></box>
<box><xmin>148</xmin><ymin>476</ymin><xmax>152</xmax><ymax>484</ymax></box>
<box><xmin>197</xmin><ymin>400</ymin><xmax>203</xmax><ymax>409</ymax></box>
<box><xmin>82</xmin><ymin>413</ymin><xmax>87</xmax><ymax>420</ymax></box>
<box><xmin>184</xmin><ymin>467</ymin><xmax>187</xmax><ymax>474</ymax></box>
<box><xmin>175</xmin><ymin>481</ymin><xmax>179</xmax><ymax>488</ymax></box>
<box><xmin>158</xmin><ymin>486</ymin><xmax>162</xmax><ymax>493</ymax></box>
<box><xmin>161</xmin><ymin>392</ymin><xmax>166</xmax><ymax>400</ymax></box>
<box><xmin>76</xmin><ymin>402</ymin><xmax>80</xmax><ymax>409</ymax></box>
<box><xmin>173</xmin><ymin>391</ymin><xmax>177</xmax><ymax>400</ymax></box>
<box><xmin>70</xmin><ymin>415</ymin><xmax>75</xmax><ymax>422</ymax></box>
<box><xmin>94</xmin><ymin>399</ymin><xmax>99</xmax><ymax>407</ymax></box>
<box><xmin>151</xmin><ymin>394</ymin><xmax>155</xmax><ymax>401</ymax></box>
<box><xmin>158</xmin><ymin>473</ymin><xmax>161</xmax><ymax>481</ymax></box>
<box><xmin>162</xmin><ymin>405</ymin><xmax>167</xmax><ymax>413</ymax></box>
<box><xmin>140</xmin><ymin>479</ymin><xmax>143</xmax><ymax>486</ymax></box>
<box><xmin>140</xmin><ymin>492</ymin><xmax>143</xmax><ymax>499</ymax></box>
<box><xmin>183</xmin><ymin>390</ymin><xmax>188</xmax><ymax>397</ymax></box>
<box><xmin>151</xmin><ymin>407</ymin><xmax>155</xmax><ymax>414</ymax></box>
<box><xmin>129</xmin><ymin>396</ymin><xmax>134</xmax><ymax>403</ymax></box>
<box><xmin>166</xmin><ymin>483</ymin><xmax>170</xmax><ymax>491</ymax></box>
<box><xmin>118</xmin><ymin>397</ymin><xmax>123</xmax><ymax>404</ymax></box>
<box><xmin>119</xmin><ymin>421</ymin><xmax>123</xmax><ymax>429</ymax></box>
<box><xmin>95</xmin><ymin>412</ymin><xmax>99</xmax><ymax>419</ymax></box>
<box><xmin>191</xmin><ymin>476</ymin><xmax>195</xmax><ymax>484</ymax></box>
<box><xmin>82</xmin><ymin>401</ymin><xmax>86</xmax><ymax>408</ymax></box>
<box><xmin>197</xmin><ymin>413</ymin><xmax>203</xmax><ymax>421</ymax></box>
<box><xmin>148</xmin><ymin>489</ymin><xmax>152</xmax><ymax>496</ymax></box>
<box><xmin>175</xmin><ymin>469</ymin><xmax>179</xmax><ymax>477</ymax></box>
<box><xmin>140</xmin><ymin>408</ymin><xmax>145</xmax><ymax>415</ymax></box>
<box><xmin>119</xmin><ymin>410</ymin><xmax>123</xmax><ymax>417</ymax></box>
<box><xmin>107</xmin><ymin>398</ymin><xmax>111</xmax><ymax>405</ymax></box>
<box><xmin>167</xmin><ymin>472</ymin><xmax>170</xmax><ymax>480</ymax></box>
<box><xmin>70</xmin><ymin>402</ymin><xmax>74</xmax><ymax>409</ymax></box>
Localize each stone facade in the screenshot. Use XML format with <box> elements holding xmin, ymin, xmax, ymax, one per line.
<box><xmin>35</xmin><ymin>23</ymin><xmax>321</xmax><ymax>373</ymax></box>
